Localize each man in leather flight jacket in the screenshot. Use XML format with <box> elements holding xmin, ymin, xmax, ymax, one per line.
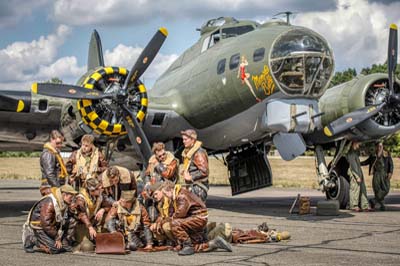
<box><xmin>39</xmin><ymin>130</ymin><xmax>67</xmax><ymax>196</ymax></box>
<box><xmin>180</xmin><ymin>129</ymin><xmax>209</xmax><ymax>202</ymax></box>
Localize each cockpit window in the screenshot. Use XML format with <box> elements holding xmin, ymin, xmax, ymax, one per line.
<box><xmin>221</xmin><ymin>25</ymin><xmax>254</xmax><ymax>39</ymax></box>
<box><xmin>202</xmin><ymin>17</ymin><xmax>238</xmax><ymax>28</ymax></box>
<box><xmin>270</xmin><ymin>29</ymin><xmax>334</xmax><ymax>97</ymax></box>
<box><xmin>253</xmin><ymin>48</ymin><xmax>265</xmax><ymax>62</ymax></box>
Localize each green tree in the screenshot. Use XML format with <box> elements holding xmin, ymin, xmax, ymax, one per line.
<box><xmin>329</xmin><ymin>68</ymin><xmax>357</xmax><ymax>87</ymax></box>
<box><xmin>45</xmin><ymin>77</ymin><xmax>63</xmax><ymax>84</ymax></box>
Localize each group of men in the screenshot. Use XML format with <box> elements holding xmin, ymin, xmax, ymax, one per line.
<box><xmin>345</xmin><ymin>140</ymin><xmax>393</xmax><ymax>212</ymax></box>
<box><xmin>23</xmin><ymin>129</ymin><xmax>232</xmax><ymax>256</ymax></box>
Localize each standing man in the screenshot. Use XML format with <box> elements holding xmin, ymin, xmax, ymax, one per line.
<box><xmin>66</xmin><ymin>134</ymin><xmax>108</xmax><ymax>189</ymax></box>
<box><xmin>361</xmin><ymin>143</ymin><xmax>393</xmax><ymax>211</ymax></box>
<box><xmin>145</xmin><ymin>142</ymin><xmax>179</xmax><ymax>184</ymax></box>
<box><xmin>40</xmin><ymin>130</ymin><xmax>68</xmax><ymax>196</ymax></box>
<box><xmin>101</xmin><ymin>166</ymin><xmax>137</xmax><ymax>203</ymax></box>
<box><xmin>180</xmin><ymin>129</ymin><xmax>209</xmax><ymax>202</ymax></box>
<box><xmin>23</xmin><ymin>185</ymin><xmax>77</xmax><ymax>254</ymax></box>
<box><xmin>345</xmin><ymin>140</ymin><xmax>371</xmax><ymax>212</ymax></box>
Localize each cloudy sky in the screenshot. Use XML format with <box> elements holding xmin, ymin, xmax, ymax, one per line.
<box><xmin>0</xmin><ymin>0</ymin><xmax>399</xmax><ymax>90</ymax></box>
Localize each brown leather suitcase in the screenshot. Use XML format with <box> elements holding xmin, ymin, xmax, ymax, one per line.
<box><xmin>95</xmin><ymin>232</ymin><xmax>126</xmax><ymax>254</ymax></box>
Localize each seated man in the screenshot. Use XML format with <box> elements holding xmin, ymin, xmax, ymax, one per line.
<box><xmin>73</xmin><ymin>178</ymin><xmax>112</xmax><ymax>250</ymax></box>
<box><xmin>157</xmin><ymin>181</ymin><xmax>232</xmax><ymax>255</ymax></box>
<box><xmin>101</xmin><ymin>166</ymin><xmax>137</xmax><ymax>203</ymax></box>
<box><xmin>23</xmin><ymin>185</ymin><xmax>77</xmax><ymax>254</ymax></box>
<box><xmin>148</xmin><ymin>182</ymin><xmax>176</xmax><ymax>246</ymax></box>
<box><xmin>105</xmin><ymin>190</ymin><xmax>153</xmax><ymax>251</ymax></box>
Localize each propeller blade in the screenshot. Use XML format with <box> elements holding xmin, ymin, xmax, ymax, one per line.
<box><xmin>388</xmin><ymin>24</ymin><xmax>398</xmax><ymax>95</ymax></box>
<box><xmin>123</xmin><ymin>28</ymin><xmax>168</xmax><ymax>89</ymax></box>
<box><xmin>121</xmin><ymin>104</ymin><xmax>152</xmax><ymax>168</ymax></box>
<box><xmin>323</xmin><ymin>103</ymin><xmax>384</xmax><ymax>137</ymax></box>
<box><xmin>0</xmin><ymin>90</ymin><xmax>31</xmax><ymax>112</ymax></box>
<box><xmin>32</xmin><ymin>83</ymin><xmax>112</xmax><ymax>100</ymax></box>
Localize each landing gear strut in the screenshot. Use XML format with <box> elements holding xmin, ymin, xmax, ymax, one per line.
<box><xmin>315</xmin><ymin>140</ymin><xmax>350</xmax><ymax>209</ymax></box>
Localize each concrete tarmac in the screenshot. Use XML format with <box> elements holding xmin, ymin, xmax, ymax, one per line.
<box><xmin>0</xmin><ymin>180</ymin><xmax>399</xmax><ymax>266</ymax></box>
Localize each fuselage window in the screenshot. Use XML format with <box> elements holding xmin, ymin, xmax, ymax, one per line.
<box><xmin>217</xmin><ymin>59</ymin><xmax>226</xmax><ymax>74</ymax></box>
<box><xmin>222</xmin><ymin>25</ymin><xmax>254</xmax><ymax>39</ymax></box>
<box><xmin>253</xmin><ymin>48</ymin><xmax>265</xmax><ymax>62</ymax></box>
<box><xmin>229</xmin><ymin>53</ymin><xmax>240</xmax><ymax>70</ymax></box>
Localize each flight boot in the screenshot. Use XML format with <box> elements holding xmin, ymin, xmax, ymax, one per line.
<box><xmin>205</xmin><ymin>236</ymin><xmax>232</xmax><ymax>252</ymax></box>
<box><xmin>178</xmin><ymin>239</ymin><xmax>195</xmax><ymax>256</ymax></box>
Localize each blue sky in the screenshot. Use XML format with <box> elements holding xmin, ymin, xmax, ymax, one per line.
<box><xmin>0</xmin><ymin>0</ymin><xmax>399</xmax><ymax>90</ymax></box>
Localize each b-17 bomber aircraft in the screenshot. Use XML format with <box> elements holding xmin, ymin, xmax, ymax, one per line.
<box><xmin>0</xmin><ymin>16</ymin><xmax>399</xmax><ymax>208</ymax></box>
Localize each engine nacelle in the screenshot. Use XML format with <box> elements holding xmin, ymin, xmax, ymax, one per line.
<box><xmin>319</xmin><ymin>73</ymin><xmax>400</xmax><ymax>139</ymax></box>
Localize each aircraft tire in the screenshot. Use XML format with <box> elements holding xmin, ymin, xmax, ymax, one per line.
<box><xmin>325</xmin><ymin>171</ymin><xmax>349</xmax><ymax>209</ymax></box>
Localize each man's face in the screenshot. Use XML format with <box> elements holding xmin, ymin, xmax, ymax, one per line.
<box><xmin>155</xmin><ymin>149</ymin><xmax>167</xmax><ymax>162</ymax></box>
<box><xmin>182</xmin><ymin>135</ymin><xmax>195</xmax><ymax>148</ymax></box>
<box><xmin>51</xmin><ymin>137</ymin><xmax>64</xmax><ymax>150</ymax></box>
<box><xmin>153</xmin><ymin>190</ymin><xmax>164</xmax><ymax>202</ymax></box>
<box><xmin>109</xmin><ymin>175</ymin><xmax>119</xmax><ymax>186</ymax></box>
<box><xmin>120</xmin><ymin>198</ymin><xmax>133</xmax><ymax>209</ymax></box>
<box><xmin>62</xmin><ymin>193</ymin><xmax>74</xmax><ymax>205</ymax></box>
<box><xmin>89</xmin><ymin>187</ymin><xmax>102</xmax><ymax>197</ymax></box>
<box><xmin>162</xmin><ymin>188</ymin><xmax>173</xmax><ymax>199</ymax></box>
<box><xmin>376</xmin><ymin>143</ymin><xmax>383</xmax><ymax>154</ymax></box>
<box><xmin>352</xmin><ymin>141</ymin><xmax>360</xmax><ymax>150</ymax></box>
<box><xmin>81</xmin><ymin>141</ymin><xmax>93</xmax><ymax>154</ymax></box>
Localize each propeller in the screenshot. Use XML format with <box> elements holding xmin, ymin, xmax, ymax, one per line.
<box><xmin>388</xmin><ymin>24</ymin><xmax>398</xmax><ymax>103</ymax></box>
<box><xmin>324</xmin><ymin>24</ymin><xmax>398</xmax><ymax>137</ymax></box>
<box><xmin>122</xmin><ymin>28</ymin><xmax>168</xmax><ymax>90</ymax></box>
<box><xmin>31</xmin><ymin>83</ymin><xmax>112</xmax><ymax>100</ymax></box>
<box><xmin>32</xmin><ymin>28</ymin><xmax>168</xmax><ymax>166</ymax></box>
<box><xmin>323</xmin><ymin>103</ymin><xmax>385</xmax><ymax>137</ymax></box>
<box><xmin>0</xmin><ymin>90</ymin><xmax>31</xmax><ymax>112</ymax></box>
<box><xmin>121</xmin><ymin>104</ymin><xmax>152</xmax><ymax>165</ymax></box>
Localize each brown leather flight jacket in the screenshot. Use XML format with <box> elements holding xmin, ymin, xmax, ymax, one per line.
<box><xmin>173</xmin><ymin>188</ymin><xmax>207</xmax><ymax>219</ymax></box>
<box><xmin>30</xmin><ymin>197</ymin><xmax>62</xmax><ymax>239</ymax></box>
<box><xmin>40</xmin><ymin>148</ymin><xmax>62</xmax><ymax>188</ymax></box>
<box><xmin>187</xmin><ymin>148</ymin><xmax>209</xmax><ymax>183</ymax></box>
<box><xmin>73</xmin><ymin>194</ymin><xmax>112</xmax><ymax>228</ymax></box>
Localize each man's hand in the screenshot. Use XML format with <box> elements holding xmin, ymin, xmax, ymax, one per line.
<box><xmin>387</xmin><ymin>173</ymin><xmax>392</xmax><ymax>180</ymax></box>
<box><xmin>150</xmin><ymin>223</ymin><xmax>157</xmax><ymax>232</ymax></box>
<box><xmin>55</xmin><ymin>240</ymin><xmax>62</xmax><ymax>249</ymax></box>
<box><xmin>356</xmin><ymin>178</ymin><xmax>362</xmax><ymax>184</ymax></box>
<box><xmin>95</xmin><ymin>208</ymin><xmax>105</xmax><ymax>222</ymax></box>
<box><xmin>89</xmin><ymin>226</ymin><xmax>97</xmax><ymax>239</ymax></box>
<box><xmin>183</xmin><ymin>170</ymin><xmax>192</xmax><ymax>182</ymax></box>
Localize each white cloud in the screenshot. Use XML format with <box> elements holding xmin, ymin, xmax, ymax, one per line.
<box><xmin>50</xmin><ymin>0</ymin><xmax>336</xmax><ymax>26</ymax></box>
<box><xmin>104</xmin><ymin>43</ymin><xmax>178</xmax><ymax>86</ymax></box>
<box><xmin>294</xmin><ymin>0</ymin><xmax>400</xmax><ymax>72</ymax></box>
<box><xmin>0</xmin><ymin>25</ymin><xmax>86</xmax><ymax>89</ymax></box>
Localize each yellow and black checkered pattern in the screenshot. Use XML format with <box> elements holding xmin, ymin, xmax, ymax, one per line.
<box><xmin>77</xmin><ymin>66</ymin><xmax>148</xmax><ymax>136</ymax></box>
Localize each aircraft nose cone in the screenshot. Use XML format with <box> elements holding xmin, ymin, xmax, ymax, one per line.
<box><xmin>270</xmin><ymin>29</ymin><xmax>334</xmax><ymax>98</ymax></box>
